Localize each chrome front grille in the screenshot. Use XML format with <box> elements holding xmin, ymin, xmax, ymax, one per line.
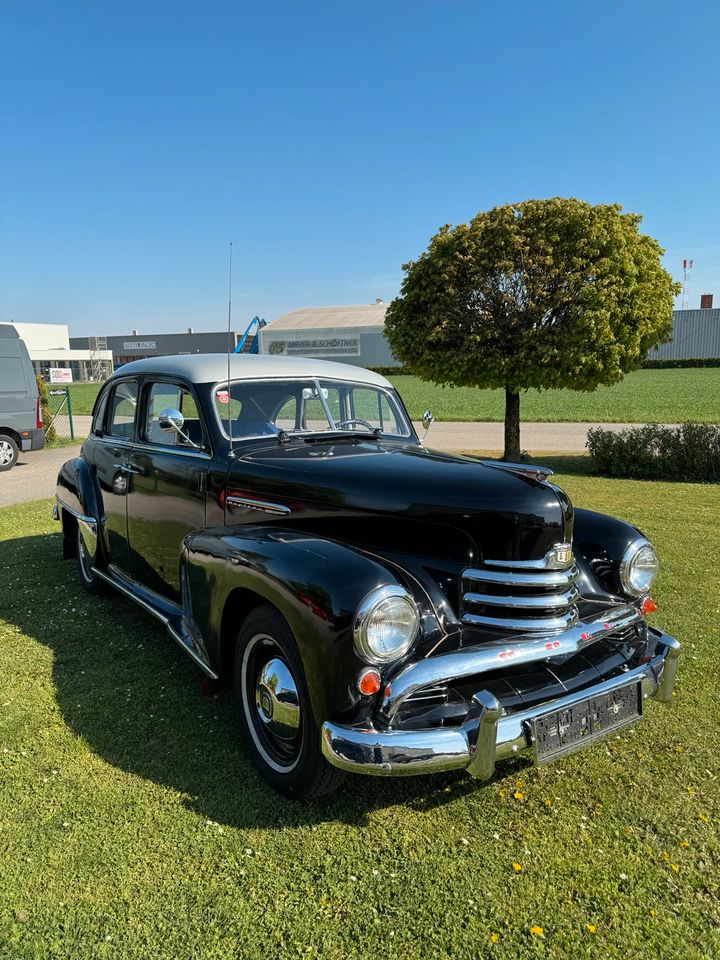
<box><xmin>461</xmin><ymin>551</ymin><xmax>580</xmax><ymax>633</ymax></box>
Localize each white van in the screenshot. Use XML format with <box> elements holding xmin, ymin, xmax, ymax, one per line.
<box><xmin>0</xmin><ymin>324</ymin><xmax>45</xmax><ymax>471</ymax></box>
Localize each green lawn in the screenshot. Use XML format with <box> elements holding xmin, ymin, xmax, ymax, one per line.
<box><xmin>392</xmin><ymin>368</ymin><xmax>720</xmax><ymax>423</ymax></box>
<box><xmin>1</xmin><ymin>479</ymin><xmax>718</xmax><ymax>959</ymax></box>
<box><xmin>69</xmin><ymin>368</ymin><xmax>720</xmax><ymax>422</ymax></box>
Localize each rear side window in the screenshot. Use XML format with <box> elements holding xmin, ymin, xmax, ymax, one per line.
<box><xmin>107</xmin><ymin>380</ymin><xmax>138</xmax><ymax>439</ymax></box>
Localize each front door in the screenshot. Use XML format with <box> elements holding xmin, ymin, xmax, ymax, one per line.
<box><xmin>125</xmin><ymin>379</ymin><xmax>210</xmax><ymax>602</ymax></box>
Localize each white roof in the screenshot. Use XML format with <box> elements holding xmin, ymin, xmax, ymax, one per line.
<box><xmin>109</xmin><ymin>353</ymin><xmax>392</xmax><ymax>388</ymax></box>
<box><xmin>266</xmin><ymin>303</ymin><xmax>388</xmax><ymax>331</ymax></box>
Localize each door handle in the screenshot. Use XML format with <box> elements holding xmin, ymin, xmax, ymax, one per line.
<box><xmin>114</xmin><ymin>463</ymin><xmax>143</xmax><ymax>476</ymax></box>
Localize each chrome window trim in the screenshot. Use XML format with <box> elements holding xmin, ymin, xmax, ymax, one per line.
<box><xmin>210</xmin><ymin>376</ymin><xmax>414</xmax><ymax>444</ymax></box>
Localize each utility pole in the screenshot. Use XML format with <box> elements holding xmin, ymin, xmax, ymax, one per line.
<box><xmin>681</xmin><ymin>259</ymin><xmax>693</xmax><ymax>310</ymax></box>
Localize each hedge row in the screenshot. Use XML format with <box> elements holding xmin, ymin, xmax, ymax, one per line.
<box><xmin>641</xmin><ymin>358</ymin><xmax>720</xmax><ymax>369</ymax></box>
<box><xmin>587</xmin><ymin>423</ymin><xmax>720</xmax><ymax>483</ymax></box>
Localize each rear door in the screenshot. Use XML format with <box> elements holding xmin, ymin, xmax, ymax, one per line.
<box><xmin>125</xmin><ymin>379</ymin><xmax>210</xmax><ymax>602</ymax></box>
<box><xmin>93</xmin><ymin>378</ymin><xmax>139</xmax><ymax>572</ymax></box>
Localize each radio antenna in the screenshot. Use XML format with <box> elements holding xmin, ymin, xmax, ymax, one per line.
<box><xmin>227</xmin><ymin>241</ymin><xmax>234</xmax><ymax>457</ymax></box>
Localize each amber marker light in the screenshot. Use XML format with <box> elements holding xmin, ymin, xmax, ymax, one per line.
<box><xmin>641</xmin><ymin>597</ymin><xmax>658</xmax><ymax>615</ymax></box>
<box><xmin>358</xmin><ymin>668</ymin><xmax>381</xmax><ymax>696</ymax></box>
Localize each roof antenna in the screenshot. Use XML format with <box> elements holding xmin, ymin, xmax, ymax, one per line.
<box><xmin>226</xmin><ymin>241</ymin><xmax>234</xmax><ymax>458</ymax></box>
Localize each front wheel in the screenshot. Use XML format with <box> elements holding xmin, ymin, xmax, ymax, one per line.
<box><xmin>233</xmin><ymin>605</ymin><xmax>345</xmax><ymax>799</ymax></box>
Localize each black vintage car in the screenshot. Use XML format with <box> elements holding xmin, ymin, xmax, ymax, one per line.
<box><xmin>55</xmin><ymin>354</ymin><xmax>680</xmax><ymax>798</ymax></box>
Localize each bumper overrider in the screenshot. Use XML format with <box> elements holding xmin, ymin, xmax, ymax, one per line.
<box><xmin>321</xmin><ymin>605</ymin><xmax>681</xmax><ymax>780</ymax></box>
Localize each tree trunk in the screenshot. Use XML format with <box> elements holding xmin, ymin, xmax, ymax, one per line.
<box><xmin>504</xmin><ymin>387</ymin><xmax>521</xmax><ymax>461</ymax></box>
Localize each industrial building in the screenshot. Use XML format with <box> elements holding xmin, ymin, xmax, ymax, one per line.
<box><xmin>5</xmin><ymin>322</ymin><xmax>113</xmax><ymax>381</ymax></box>
<box><xmin>70</xmin><ymin>328</ymin><xmax>239</xmax><ymax>366</ymax></box>
<box><xmin>258</xmin><ymin>301</ymin><xmax>396</xmax><ymax>368</ymax></box>
<box><xmin>646</xmin><ymin>306</ymin><xmax>720</xmax><ymax>362</ymax></box>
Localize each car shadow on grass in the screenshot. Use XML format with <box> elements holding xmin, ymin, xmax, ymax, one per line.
<box><xmin>2</xmin><ymin>532</ymin><xmax>519</xmax><ymax>829</ymax></box>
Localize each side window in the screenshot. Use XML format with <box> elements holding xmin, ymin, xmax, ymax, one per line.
<box><xmin>144</xmin><ymin>382</ymin><xmax>205</xmax><ymax>447</ymax></box>
<box><xmin>349</xmin><ymin>387</ymin><xmax>405</xmax><ymax>435</ymax></box>
<box><xmin>107</xmin><ymin>380</ymin><xmax>138</xmax><ymax>439</ymax></box>
<box><xmin>303</xmin><ymin>385</ymin><xmax>341</xmax><ymax>428</ymax></box>
<box><xmin>92</xmin><ymin>387</ymin><xmax>109</xmax><ymax>434</ymax></box>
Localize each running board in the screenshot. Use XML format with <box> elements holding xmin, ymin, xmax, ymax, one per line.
<box><xmin>91</xmin><ymin>565</ymin><xmax>219</xmax><ymax>680</ymax></box>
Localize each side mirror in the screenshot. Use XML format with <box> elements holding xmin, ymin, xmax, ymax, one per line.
<box><xmin>421</xmin><ymin>409</ymin><xmax>434</xmax><ymax>444</ymax></box>
<box><xmin>157</xmin><ymin>408</ymin><xmax>184</xmax><ymax>433</ymax></box>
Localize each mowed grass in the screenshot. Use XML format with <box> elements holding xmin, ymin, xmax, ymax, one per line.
<box><xmin>1</xmin><ymin>481</ymin><xmax>718</xmax><ymax>960</ymax></box>
<box><xmin>392</xmin><ymin>368</ymin><xmax>720</xmax><ymax>423</ymax></box>
<box><xmin>69</xmin><ymin>368</ymin><xmax>720</xmax><ymax>422</ymax></box>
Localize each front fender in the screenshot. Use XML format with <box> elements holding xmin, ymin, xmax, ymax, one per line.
<box><xmin>183</xmin><ymin>526</ymin><xmax>414</xmax><ymax>726</ymax></box>
<box><xmin>573</xmin><ymin>507</ymin><xmax>646</xmax><ymax>601</ymax></box>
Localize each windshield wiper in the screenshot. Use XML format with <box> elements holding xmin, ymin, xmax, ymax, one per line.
<box><xmin>297</xmin><ymin>429</ymin><xmax>382</xmax><ymax>443</ymax></box>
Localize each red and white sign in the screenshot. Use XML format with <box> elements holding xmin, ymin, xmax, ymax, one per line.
<box><xmin>49</xmin><ymin>367</ymin><xmax>73</xmax><ymax>383</ymax></box>
<box><xmin>216</xmin><ymin>390</ymin><xmax>229</xmax><ymax>404</ymax></box>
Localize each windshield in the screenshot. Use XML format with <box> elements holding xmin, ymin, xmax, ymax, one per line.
<box><xmin>212</xmin><ymin>377</ymin><xmax>413</xmax><ymax>442</ymax></box>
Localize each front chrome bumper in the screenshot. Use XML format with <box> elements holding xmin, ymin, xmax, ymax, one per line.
<box><xmin>321</xmin><ymin>628</ymin><xmax>680</xmax><ymax>779</ymax></box>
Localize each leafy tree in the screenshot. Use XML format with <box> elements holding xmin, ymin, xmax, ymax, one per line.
<box><xmin>385</xmin><ymin>198</ymin><xmax>679</xmax><ymax>461</ymax></box>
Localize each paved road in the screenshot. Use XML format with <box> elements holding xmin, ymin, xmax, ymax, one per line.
<box><xmin>0</xmin><ymin>443</ymin><xmax>83</xmax><ymax>508</ymax></box>
<box><xmin>1</xmin><ymin>420</ymin><xmax>662</xmax><ymax>509</ymax></box>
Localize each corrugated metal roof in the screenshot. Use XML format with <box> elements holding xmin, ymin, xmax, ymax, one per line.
<box><xmin>647</xmin><ymin>308</ymin><xmax>720</xmax><ymax>360</ymax></box>
<box><xmin>267</xmin><ymin>303</ymin><xmax>388</xmax><ymax>331</ymax></box>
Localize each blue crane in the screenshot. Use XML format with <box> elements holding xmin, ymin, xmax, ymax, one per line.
<box><xmin>234</xmin><ymin>316</ymin><xmax>267</xmax><ymax>354</ymax></box>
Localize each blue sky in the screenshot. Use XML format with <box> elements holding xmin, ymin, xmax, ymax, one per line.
<box><xmin>1</xmin><ymin>0</ymin><xmax>718</xmax><ymax>336</ymax></box>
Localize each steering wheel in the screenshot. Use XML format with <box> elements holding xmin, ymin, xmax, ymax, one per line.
<box><xmin>334</xmin><ymin>418</ymin><xmax>376</xmax><ymax>432</ymax></box>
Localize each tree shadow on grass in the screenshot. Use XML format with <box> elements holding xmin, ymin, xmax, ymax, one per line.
<box><xmin>1</xmin><ymin>532</ymin><xmax>518</xmax><ymax>830</ymax></box>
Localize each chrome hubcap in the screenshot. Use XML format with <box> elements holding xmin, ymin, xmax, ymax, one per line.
<box><xmin>255</xmin><ymin>657</ymin><xmax>300</xmax><ymax>740</ymax></box>
<box><xmin>0</xmin><ymin>441</ymin><xmax>13</xmax><ymax>465</ymax></box>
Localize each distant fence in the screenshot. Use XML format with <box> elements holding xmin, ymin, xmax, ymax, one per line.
<box><xmin>46</xmin><ymin>388</ymin><xmax>75</xmax><ymax>443</ymax></box>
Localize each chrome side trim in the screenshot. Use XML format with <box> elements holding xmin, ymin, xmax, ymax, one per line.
<box><xmin>91</xmin><ymin>567</ymin><xmax>219</xmax><ymax>680</ymax></box>
<box><xmin>463</xmin><ymin>566</ymin><xmax>578</xmax><ymax>587</ymax></box>
<box><xmin>322</xmin><ymin>635</ymin><xmax>680</xmax><ymax>779</ymax></box>
<box><xmin>225</xmin><ymin>496</ymin><xmax>291</xmax><ymax>516</ymax></box>
<box><xmin>380</xmin><ymin>604</ymin><xmax>640</xmax><ymax>722</ymax></box>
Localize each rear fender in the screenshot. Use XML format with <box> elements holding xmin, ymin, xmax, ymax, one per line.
<box><xmin>182</xmin><ymin>526</ymin><xmax>419</xmax><ymax>726</ymax></box>
<box><xmin>56</xmin><ymin>457</ymin><xmax>106</xmax><ymax>563</ymax></box>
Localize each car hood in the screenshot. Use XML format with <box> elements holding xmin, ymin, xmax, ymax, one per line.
<box><xmin>226</xmin><ymin>439</ymin><xmax>572</xmax><ymax>562</ymax></box>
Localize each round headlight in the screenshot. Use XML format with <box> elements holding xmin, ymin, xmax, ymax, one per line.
<box><xmin>620</xmin><ymin>538</ymin><xmax>659</xmax><ymax>597</ymax></box>
<box><xmin>354</xmin><ymin>585</ymin><xmax>419</xmax><ymax>663</ymax></box>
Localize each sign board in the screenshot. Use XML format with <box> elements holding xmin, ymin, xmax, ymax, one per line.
<box><xmin>267</xmin><ymin>335</ymin><xmax>360</xmax><ymax>357</ymax></box>
<box><xmin>122</xmin><ymin>340</ymin><xmax>157</xmax><ymax>351</ymax></box>
<box><xmin>49</xmin><ymin>367</ymin><xmax>73</xmax><ymax>383</ymax></box>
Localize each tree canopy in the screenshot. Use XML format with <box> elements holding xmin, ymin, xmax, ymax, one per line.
<box><xmin>385</xmin><ymin>198</ymin><xmax>679</xmax><ymax>460</ymax></box>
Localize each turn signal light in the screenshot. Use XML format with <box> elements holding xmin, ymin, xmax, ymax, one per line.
<box><xmin>640</xmin><ymin>596</ymin><xmax>658</xmax><ymax>615</ymax></box>
<box><xmin>357</xmin><ymin>668</ymin><xmax>381</xmax><ymax>696</ymax></box>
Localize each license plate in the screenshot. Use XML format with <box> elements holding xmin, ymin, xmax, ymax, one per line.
<box><xmin>532</xmin><ymin>681</ymin><xmax>642</xmax><ymax>764</ymax></box>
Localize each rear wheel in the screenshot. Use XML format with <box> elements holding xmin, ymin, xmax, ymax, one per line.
<box><xmin>233</xmin><ymin>605</ymin><xmax>345</xmax><ymax>799</ymax></box>
<box><xmin>0</xmin><ymin>435</ymin><xmax>19</xmax><ymax>472</ymax></box>
<box><xmin>75</xmin><ymin>523</ymin><xmax>105</xmax><ymax>595</ymax></box>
